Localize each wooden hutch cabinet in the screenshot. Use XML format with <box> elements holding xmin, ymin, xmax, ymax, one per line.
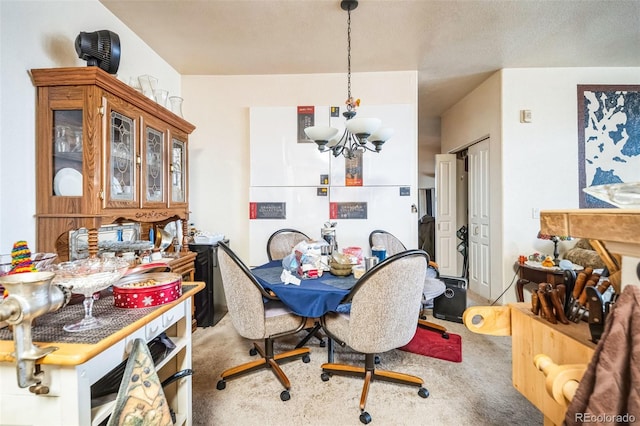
<box><xmin>30</xmin><ymin>67</ymin><xmax>195</xmax><ymax>260</ymax></box>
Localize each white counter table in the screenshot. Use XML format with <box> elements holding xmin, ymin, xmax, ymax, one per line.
<box><xmin>0</xmin><ymin>282</ymin><xmax>204</xmax><ymax>426</ymax></box>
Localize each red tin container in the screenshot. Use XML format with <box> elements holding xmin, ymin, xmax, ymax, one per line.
<box><xmin>113</xmin><ymin>272</ymin><xmax>182</xmax><ymax>308</ymax></box>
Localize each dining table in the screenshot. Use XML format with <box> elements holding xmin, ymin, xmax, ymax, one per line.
<box><xmin>251</xmin><ymin>260</ymin><xmax>357</xmax><ymax>318</ymax></box>
<box><xmin>251</xmin><ymin>259</ymin><xmax>446</xmax><ymax>363</ymax></box>
<box><xmin>251</xmin><ymin>260</ymin><xmax>358</xmax><ymax>362</ymax></box>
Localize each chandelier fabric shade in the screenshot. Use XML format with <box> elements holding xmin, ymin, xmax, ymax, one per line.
<box><xmin>304</xmin><ymin>0</ymin><xmax>393</xmax><ymax>159</ymax></box>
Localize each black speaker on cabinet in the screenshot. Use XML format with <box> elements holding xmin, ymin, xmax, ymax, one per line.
<box><xmin>433</xmin><ymin>276</ymin><xmax>467</xmax><ymax>323</ymax></box>
<box><xmin>189</xmin><ymin>241</ymin><xmax>229</xmax><ymax>327</ymax></box>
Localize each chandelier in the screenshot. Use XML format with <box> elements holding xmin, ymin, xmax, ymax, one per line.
<box><xmin>304</xmin><ymin>0</ymin><xmax>393</xmax><ymax>159</ymax></box>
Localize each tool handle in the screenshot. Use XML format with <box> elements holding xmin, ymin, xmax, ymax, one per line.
<box><xmin>549</xmin><ymin>289</ymin><xmax>570</xmax><ymax>324</ymax></box>
<box><xmin>531</xmin><ymin>291</ymin><xmax>540</xmax><ymax>315</ymax></box>
<box><xmin>596</xmin><ymin>279</ymin><xmax>611</xmax><ymax>294</ymax></box>
<box><xmin>572</xmin><ymin>272</ymin><xmax>589</xmax><ymax>299</ymax></box>
<box><xmin>538</xmin><ymin>282</ymin><xmax>551</xmax><ymax>292</ymax></box>
<box><xmin>587</xmin><ymin>273</ymin><xmax>601</xmax><ymax>284</ymax></box>
<box><xmin>556</xmin><ymin>283</ymin><xmax>566</xmax><ymax>301</ymax></box>
<box><xmin>578</xmin><ymin>279</ymin><xmax>597</xmax><ymax>306</ymax></box>
<box><xmin>556</xmin><ymin>283</ymin><xmax>567</xmax><ymax>312</ymax></box>
<box><xmin>538</xmin><ymin>290</ymin><xmax>557</xmax><ymax>324</ymax></box>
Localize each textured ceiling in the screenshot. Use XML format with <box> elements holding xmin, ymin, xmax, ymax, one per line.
<box><xmin>100</xmin><ymin>0</ymin><xmax>640</xmax><ymax>147</ymax></box>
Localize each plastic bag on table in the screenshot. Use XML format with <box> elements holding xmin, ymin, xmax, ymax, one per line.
<box><xmin>293</xmin><ymin>240</ymin><xmax>329</xmax><ymax>256</ymax></box>
<box><xmin>342</xmin><ymin>246</ymin><xmax>363</xmax><ymax>265</ymax></box>
<box><xmin>281</xmin><ymin>240</ymin><xmax>325</xmax><ymax>279</ymax></box>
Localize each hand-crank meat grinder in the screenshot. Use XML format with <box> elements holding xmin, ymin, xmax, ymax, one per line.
<box><xmin>0</xmin><ymin>272</ymin><xmax>70</xmax><ymax>394</ymax></box>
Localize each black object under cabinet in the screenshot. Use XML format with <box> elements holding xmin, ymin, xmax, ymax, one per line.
<box><xmin>189</xmin><ymin>241</ymin><xmax>228</xmax><ymax>327</ymax></box>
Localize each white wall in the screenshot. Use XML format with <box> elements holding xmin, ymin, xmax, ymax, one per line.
<box><xmin>441</xmin><ymin>72</ymin><xmax>503</xmax><ymax>301</ymax></box>
<box><xmin>183</xmin><ymin>71</ymin><xmax>418</xmax><ymax>261</ymax></box>
<box><xmin>501</xmin><ymin>67</ymin><xmax>640</xmax><ymax>301</ymax></box>
<box><xmin>418</xmin><ymin>117</ymin><xmax>440</xmax><ymax>188</ymax></box>
<box><xmin>443</xmin><ymin>67</ymin><xmax>640</xmax><ymax>304</ymax></box>
<box><xmin>0</xmin><ymin>0</ymin><xmax>182</xmax><ymax>253</ymax></box>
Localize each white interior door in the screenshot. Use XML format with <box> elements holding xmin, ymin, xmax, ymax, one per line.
<box><xmin>468</xmin><ymin>138</ymin><xmax>490</xmax><ymax>298</ymax></box>
<box><xmin>434</xmin><ymin>154</ymin><xmax>457</xmax><ymax>275</ymax></box>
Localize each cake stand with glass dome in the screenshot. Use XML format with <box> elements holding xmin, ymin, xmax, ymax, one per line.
<box><xmin>51</xmin><ymin>257</ymin><xmax>129</xmax><ymax>332</ymax></box>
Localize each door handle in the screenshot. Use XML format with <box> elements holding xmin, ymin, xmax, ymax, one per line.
<box><xmin>473</xmin><ymin>226</ymin><xmax>479</xmax><ymax>236</ymax></box>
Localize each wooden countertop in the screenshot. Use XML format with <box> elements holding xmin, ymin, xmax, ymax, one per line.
<box><xmin>0</xmin><ymin>282</ymin><xmax>204</xmax><ymax>366</ymax></box>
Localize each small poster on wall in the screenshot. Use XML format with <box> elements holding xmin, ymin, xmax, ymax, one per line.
<box><xmin>345</xmin><ymin>150</ymin><xmax>363</xmax><ymax>186</ymax></box>
<box><xmin>249</xmin><ymin>202</ymin><xmax>287</xmax><ymax>219</ymax></box>
<box><xmin>297</xmin><ymin>106</ymin><xmax>314</xmax><ymax>143</ymax></box>
<box><xmin>330</xmin><ymin>202</ymin><xmax>367</xmax><ymax>219</ymax></box>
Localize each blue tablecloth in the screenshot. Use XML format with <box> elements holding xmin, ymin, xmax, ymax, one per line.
<box><xmin>252</xmin><ymin>261</ymin><xmax>357</xmax><ymax>318</ymax></box>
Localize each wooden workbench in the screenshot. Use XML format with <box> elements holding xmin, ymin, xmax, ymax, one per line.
<box><xmin>464</xmin><ymin>208</ymin><xmax>640</xmax><ymax>425</ymax></box>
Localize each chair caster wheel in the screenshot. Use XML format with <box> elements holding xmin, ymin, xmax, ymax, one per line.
<box><xmin>302</xmin><ymin>354</ymin><xmax>311</xmax><ymax>363</ymax></box>
<box><xmin>441</xmin><ymin>332</ymin><xmax>449</xmax><ymax>340</ymax></box>
<box><xmin>359</xmin><ymin>411</ymin><xmax>372</xmax><ymax>424</ymax></box>
<box><xmin>418</xmin><ymin>387</ymin><xmax>430</xmax><ymax>398</ymax></box>
<box><xmin>321</xmin><ymin>372</ymin><xmax>331</xmax><ymax>382</ymax></box>
<box><xmin>319</xmin><ymin>339</ymin><xmax>326</xmax><ymax>348</ymax></box>
<box><xmin>280</xmin><ymin>390</ymin><xmax>290</xmax><ymax>401</ymax></box>
<box><xmin>374</xmin><ymin>355</ymin><xmax>380</xmax><ymax>364</ymax></box>
<box><xmin>216</xmin><ymin>380</ymin><xmax>226</xmax><ymax>390</ymax></box>
<box><xmin>249</xmin><ymin>347</ymin><xmax>258</xmax><ymax>356</ymax></box>
<box><xmin>420</xmin><ymin>314</ymin><xmax>427</xmax><ymax>320</ymax></box>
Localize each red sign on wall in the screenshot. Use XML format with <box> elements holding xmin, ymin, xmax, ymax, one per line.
<box><xmin>297</xmin><ymin>106</ymin><xmax>315</xmax><ymax>143</ymax></box>
<box><xmin>250</xmin><ymin>202</ymin><xmax>287</xmax><ymax>219</ymax></box>
<box><xmin>330</xmin><ymin>202</ymin><xmax>367</xmax><ymax>219</ymax></box>
<box><xmin>329</xmin><ymin>202</ymin><xmax>338</xmax><ymax>219</ymax></box>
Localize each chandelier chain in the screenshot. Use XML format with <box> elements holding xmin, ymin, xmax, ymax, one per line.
<box><xmin>303</xmin><ymin>0</ymin><xmax>391</xmax><ymax>159</ymax></box>
<box><xmin>346</xmin><ymin>7</ymin><xmax>352</xmax><ymax>109</ymax></box>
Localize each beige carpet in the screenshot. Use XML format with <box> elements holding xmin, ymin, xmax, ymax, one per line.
<box><xmin>191</xmin><ymin>296</ymin><xmax>541</xmax><ymax>425</ymax></box>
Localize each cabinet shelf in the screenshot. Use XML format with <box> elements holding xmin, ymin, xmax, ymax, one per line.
<box><xmin>53</xmin><ymin>151</ymin><xmax>83</xmax><ymax>162</ymax></box>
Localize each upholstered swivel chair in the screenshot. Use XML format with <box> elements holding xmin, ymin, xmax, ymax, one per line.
<box><xmin>266</xmin><ymin>228</ymin><xmax>310</xmax><ymax>262</ymax></box>
<box><xmin>266</xmin><ymin>228</ymin><xmax>325</xmax><ymax>347</ymax></box>
<box><xmin>216</xmin><ymin>241</ymin><xmax>311</xmax><ymax>401</ymax></box>
<box><xmin>368</xmin><ymin>229</ymin><xmax>408</xmax><ymax>257</ymax></box>
<box><xmin>320</xmin><ymin>250</ymin><xmax>430</xmax><ymax>424</ymax></box>
<box><xmin>368</xmin><ymin>229</ymin><xmax>448</xmax><ymax>336</ymax></box>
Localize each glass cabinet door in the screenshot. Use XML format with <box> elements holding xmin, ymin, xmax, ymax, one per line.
<box><xmin>144</xmin><ymin>125</ymin><xmax>165</xmax><ymax>204</ymax></box>
<box><xmin>52</xmin><ymin>110</ymin><xmax>83</xmax><ymax>196</ymax></box>
<box><xmin>171</xmin><ymin>138</ymin><xmax>186</xmax><ymax>204</ymax></box>
<box><xmin>109</xmin><ymin>110</ymin><xmax>136</xmax><ymax>202</ymax></box>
